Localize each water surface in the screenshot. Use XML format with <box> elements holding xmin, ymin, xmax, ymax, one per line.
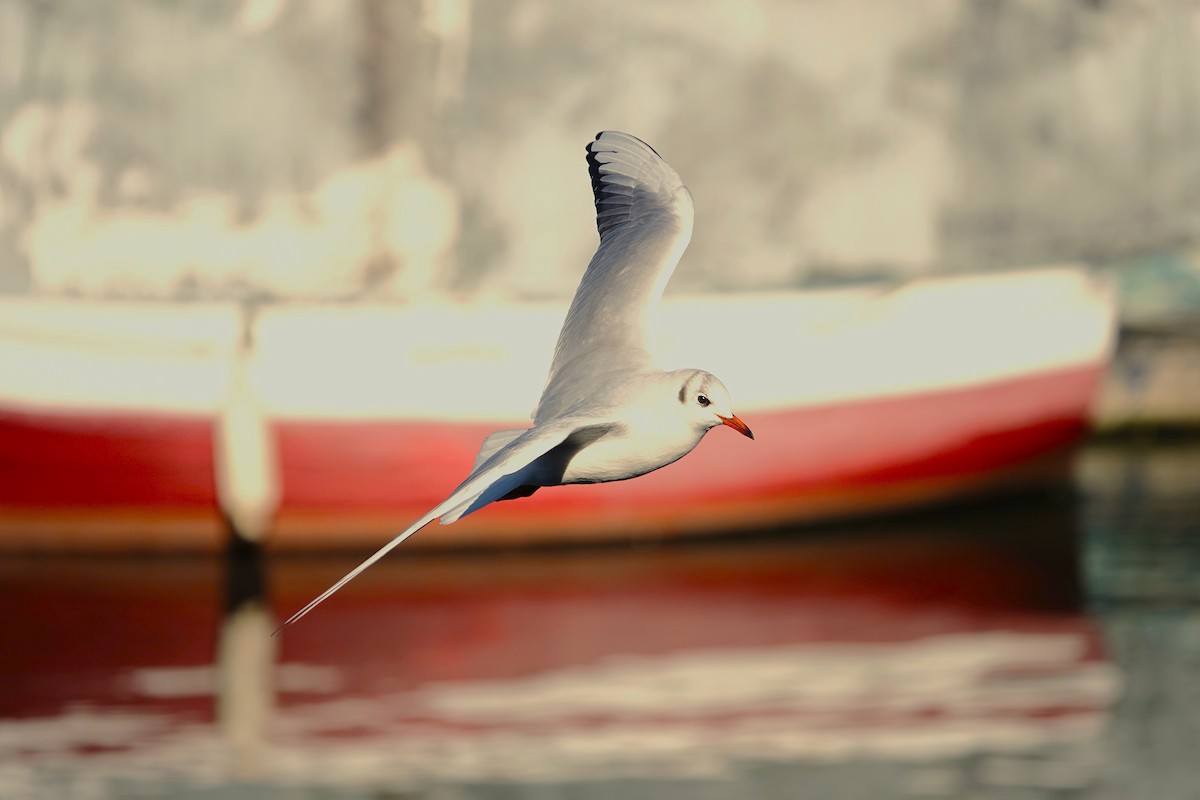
<box><xmin>2</xmin><ymin>443</ymin><xmax>1197</xmax><ymax>799</ymax></box>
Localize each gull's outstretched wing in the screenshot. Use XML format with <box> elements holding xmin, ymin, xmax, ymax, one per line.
<box><xmin>277</xmin><ymin>416</ymin><xmax>615</xmax><ymax>629</ymax></box>
<box><xmin>536</xmin><ymin>131</ymin><xmax>694</xmax><ymax>422</ymax></box>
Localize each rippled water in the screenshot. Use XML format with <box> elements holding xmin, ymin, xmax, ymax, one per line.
<box><xmin>2</xmin><ymin>442</ymin><xmax>1198</xmax><ymax>799</ymax></box>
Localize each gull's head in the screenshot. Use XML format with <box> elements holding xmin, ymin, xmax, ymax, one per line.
<box><xmin>675</xmin><ymin>370</ymin><xmax>753</xmax><ymax>440</ymax></box>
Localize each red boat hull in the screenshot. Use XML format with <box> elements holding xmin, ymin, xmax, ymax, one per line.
<box><xmin>0</xmin><ymin>364</ymin><xmax>1100</xmax><ymax>551</ymax></box>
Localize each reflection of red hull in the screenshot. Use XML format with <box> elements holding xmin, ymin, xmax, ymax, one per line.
<box><xmin>0</xmin><ymin>505</ymin><xmax>1116</xmax><ymax>785</ymax></box>
<box><xmin>3</xmin><ymin>503</ymin><xmax>1095</xmax><ymax>709</ymax></box>
<box><xmin>0</xmin><ymin>366</ymin><xmax>1097</xmax><ymax>551</ymax></box>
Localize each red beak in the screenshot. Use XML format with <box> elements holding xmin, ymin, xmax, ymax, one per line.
<box><xmin>718</xmin><ymin>414</ymin><xmax>754</xmax><ymax>440</ymax></box>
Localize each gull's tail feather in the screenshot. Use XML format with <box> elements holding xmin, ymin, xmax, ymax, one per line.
<box><xmin>273</xmin><ymin>508</ymin><xmax>441</xmax><ymax>632</ymax></box>
<box><xmin>274</xmin><ymin>417</ymin><xmax>595</xmax><ymax>632</ymax></box>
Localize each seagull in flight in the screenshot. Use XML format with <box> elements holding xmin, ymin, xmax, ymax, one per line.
<box><xmin>280</xmin><ymin>131</ymin><xmax>753</xmax><ymax>628</ymax></box>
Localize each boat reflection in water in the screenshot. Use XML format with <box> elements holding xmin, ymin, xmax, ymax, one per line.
<box><xmin>0</xmin><ymin>488</ymin><xmax>1127</xmax><ymax>798</ymax></box>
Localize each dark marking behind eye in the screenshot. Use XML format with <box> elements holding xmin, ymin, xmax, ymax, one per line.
<box><xmin>678</xmin><ymin>384</ymin><xmax>688</xmax><ymax>404</ymax></box>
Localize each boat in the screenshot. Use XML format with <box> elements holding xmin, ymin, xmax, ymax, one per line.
<box><xmin>0</xmin><ymin>266</ymin><xmax>1116</xmax><ymax>551</ymax></box>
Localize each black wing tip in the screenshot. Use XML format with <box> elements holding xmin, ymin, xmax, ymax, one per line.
<box><xmin>585</xmin><ymin>134</ymin><xmax>623</xmax><ymax>237</ymax></box>
<box><xmin>584</xmin><ymin>131</ymin><xmax>665</xmax><ymax>239</ymax></box>
<box><xmin>586</xmin><ymin>141</ymin><xmax>603</xmax><ymax>185</ymax></box>
<box><xmin>585</xmin><ymin>130</ymin><xmax>661</xmax><ymax>195</ymax></box>
<box><xmin>588</xmin><ymin>130</ymin><xmax>661</xmax><ymax>158</ymax></box>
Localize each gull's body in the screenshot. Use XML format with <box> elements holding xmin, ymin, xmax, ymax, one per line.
<box><xmin>281</xmin><ymin>131</ymin><xmax>752</xmax><ymax>628</ymax></box>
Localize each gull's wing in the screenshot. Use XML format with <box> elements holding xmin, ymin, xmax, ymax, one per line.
<box><xmin>277</xmin><ymin>415</ymin><xmax>615</xmax><ymax>629</ymax></box>
<box><xmin>536</xmin><ymin>131</ymin><xmax>694</xmax><ymax>422</ymax></box>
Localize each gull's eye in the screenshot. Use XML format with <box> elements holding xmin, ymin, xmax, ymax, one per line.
<box><xmin>697</xmin><ymin>394</ymin><xmax>711</xmax><ymax>407</ymax></box>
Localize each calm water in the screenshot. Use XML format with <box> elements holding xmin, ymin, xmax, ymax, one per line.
<box><xmin>2</xmin><ymin>442</ymin><xmax>1198</xmax><ymax>799</ymax></box>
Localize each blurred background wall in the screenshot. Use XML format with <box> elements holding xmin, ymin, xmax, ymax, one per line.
<box><xmin>2</xmin><ymin>0</ymin><xmax>1200</xmax><ymax>314</ymax></box>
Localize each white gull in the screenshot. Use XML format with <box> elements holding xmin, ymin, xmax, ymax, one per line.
<box><xmin>281</xmin><ymin>131</ymin><xmax>753</xmax><ymax>628</ymax></box>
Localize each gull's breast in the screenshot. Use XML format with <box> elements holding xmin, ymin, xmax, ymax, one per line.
<box><xmin>560</xmin><ymin>421</ymin><xmax>701</xmax><ymax>485</ymax></box>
